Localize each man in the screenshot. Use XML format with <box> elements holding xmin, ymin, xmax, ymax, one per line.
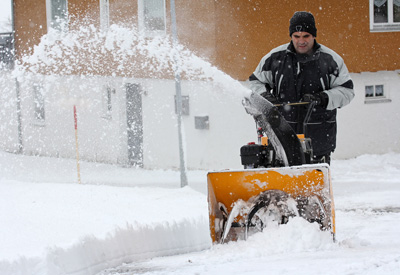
<box><xmin>249</xmin><ymin>11</ymin><xmax>354</xmax><ymax>164</ymax></box>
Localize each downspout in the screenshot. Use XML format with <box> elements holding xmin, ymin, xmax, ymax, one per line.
<box><xmin>11</xmin><ymin>0</ymin><xmax>23</xmax><ymax>154</ymax></box>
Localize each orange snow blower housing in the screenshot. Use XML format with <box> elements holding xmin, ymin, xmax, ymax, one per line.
<box><xmin>207</xmin><ymin>93</ymin><xmax>335</xmax><ymax>243</ymax></box>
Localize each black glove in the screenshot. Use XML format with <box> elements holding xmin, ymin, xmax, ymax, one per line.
<box><xmin>301</xmin><ymin>92</ymin><xmax>328</xmax><ymax>108</ymax></box>
<box><xmin>260</xmin><ymin>91</ymin><xmax>279</xmax><ymax>105</ymax></box>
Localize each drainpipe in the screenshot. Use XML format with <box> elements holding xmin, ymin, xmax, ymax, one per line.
<box><xmin>170</xmin><ymin>0</ymin><xmax>188</xmax><ymax>188</ymax></box>
<box><xmin>11</xmin><ymin>0</ymin><xmax>23</xmax><ymax>153</ymax></box>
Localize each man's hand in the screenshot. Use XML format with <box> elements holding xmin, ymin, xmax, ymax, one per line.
<box><xmin>301</xmin><ymin>92</ymin><xmax>329</xmax><ymax>108</ymax></box>
<box><xmin>260</xmin><ymin>91</ymin><xmax>279</xmax><ymax>104</ymax></box>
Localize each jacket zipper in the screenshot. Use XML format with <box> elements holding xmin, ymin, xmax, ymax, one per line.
<box><xmin>320</xmin><ymin>77</ymin><xmax>326</xmax><ymax>91</ymax></box>
<box><xmin>277</xmin><ymin>74</ymin><xmax>284</xmax><ymax>95</ymax></box>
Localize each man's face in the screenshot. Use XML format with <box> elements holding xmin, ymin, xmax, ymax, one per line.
<box><xmin>291</xmin><ymin>32</ymin><xmax>315</xmax><ymax>55</ymax></box>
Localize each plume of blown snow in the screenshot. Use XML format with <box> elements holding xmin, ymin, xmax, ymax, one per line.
<box><xmin>18</xmin><ymin>23</ymin><xmax>249</xmax><ymax>97</ymax></box>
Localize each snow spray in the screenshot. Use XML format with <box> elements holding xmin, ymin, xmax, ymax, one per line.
<box><xmin>18</xmin><ymin>23</ymin><xmax>250</xmax><ymax>98</ymax></box>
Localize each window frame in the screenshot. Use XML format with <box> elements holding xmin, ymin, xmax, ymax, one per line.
<box><xmin>370</xmin><ymin>0</ymin><xmax>400</xmax><ymax>32</ymax></box>
<box><xmin>138</xmin><ymin>0</ymin><xmax>166</xmax><ymax>36</ymax></box>
<box><xmin>46</xmin><ymin>0</ymin><xmax>69</xmax><ymax>32</ymax></box>
<box><xmin>100</xmin><ymin>0</ymin><xmax>110</xmax><ymax>32</ymax></box>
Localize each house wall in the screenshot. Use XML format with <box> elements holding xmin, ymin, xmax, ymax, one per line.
<box><xmin>0</xmin><ymin>72</ymin><xmax>255</xmax><ymax>170</ymax></box>
<box><xmin>173</xmin><ymin>0</ymin><xmax>217</xmax><ymax>64</ymax></box>
<box><xmin>213</xmin><ymin>0</ymin><xmax>400</xmax><ymax>80</ymax></box>
<box><xmin>13</xmin><ymin>0</ymin><xmax>47</xmax><ymax>57</ymax></box>
<box><xmin>12</xmin><ymin>0</ymin><xmax>218</xmax><ymax>78</ymax></box>
<box><xmin>139</xmin><ymin>78</ymin><xmax>254</xmax><ymax>170</ymax></box>
<box><xmin>13</xmin><ymin>0</ymin><xmax>100</xmax><ymax>57</ymax></box>
<box><xmin>13</xmin><ymin>1</ymin><xmax>400</xmax><ymax>79</ymax></box>
<box><xmin>0</xmin><ymin>72</ymin><xmax>20</xmax><ymax>152</ymax></box>
<box><xmin>333</xmin><ymin>71</ymin><xmax>400</xmax><ymax>159</ymax></box>
<box><xmin>0</xmin><ymin>73</ymin><xmax>129</xmax><ymax>162</ymax></box>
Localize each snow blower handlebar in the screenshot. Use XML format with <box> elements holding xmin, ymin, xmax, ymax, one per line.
<box><xmin>272</xmin><ymin>102</ymin><xmax>309</xmax><ymax>107</ymax></box>
<box><xmin>272</xmin><ymin>101</ymin><xmax>317</xmax><ymax>139</ymax></box>
<box><xmin>241</xmin><ymin>94</ymin><xmax>319</xmax><ymax>168</ymax></box>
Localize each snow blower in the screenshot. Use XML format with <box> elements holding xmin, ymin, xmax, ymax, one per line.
<box><xmin>207</xmin><ymin>92</ymin><xmax>335</xmax><ymax>243</ymax></box>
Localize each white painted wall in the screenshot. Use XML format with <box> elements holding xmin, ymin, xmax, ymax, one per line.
<box><xmin>0</xmin><ymin>72</ymin><xmax>20</xmax><ymax>152</ymax></box>
<box><xmin>139</xmin><ymin>79</ymin><xmax>254</xmax><ymax>170</ymax></box>
<box><xmin>0</xmin><ymin>73</ymin><xmax>129</xmax><ymax>163</ymax></box>
<box><xmin>0</xmin><ymin>70</ymin><xmax>399</xmax><ymax>170</ymax></box>
<box><xmin>0</xmin><ymin>72</ymin><xmax>255</xmax><ymax>170</ymax></box>
<box><xmin>333</xmin><ymin>70</ymin><xmax>400</xmax><ymax>159</ymax></box>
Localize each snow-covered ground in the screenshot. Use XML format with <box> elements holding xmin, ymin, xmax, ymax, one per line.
<box><xmin>1</xmin><ymin>151</ymin><xmax>400</xmax><ymax>275</ymax></box>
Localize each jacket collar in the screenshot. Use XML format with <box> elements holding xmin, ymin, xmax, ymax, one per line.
<box><xmin>287</xmin><ymin>40</ymin><xmax>321</xmax><ymax>62</ymax></box>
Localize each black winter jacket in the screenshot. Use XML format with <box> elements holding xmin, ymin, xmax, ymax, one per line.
<box><xmin>249</xmin><ymin>41</ymin><xmax>354</xmax><ymax>156</ymax></box>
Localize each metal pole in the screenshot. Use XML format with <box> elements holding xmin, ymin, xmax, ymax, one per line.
<box><xmin>15</xmin><ymin>79</ymin><xmax>23</xmax><ymax>153</ymax></box>
<box><xmin>170</xmin><ymin>0</ymin><xmax>188</xmax><ymax>187</ymax></box>
<box><xmin>74</xmin><ymin>105</ymin><xmax>82</xmax><ymax>184</ymax></box>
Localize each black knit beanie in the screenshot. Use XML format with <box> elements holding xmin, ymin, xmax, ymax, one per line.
<box><xmin>289</xmin><ymin>11</ymin><xmax>317</xmax><ymax>37</ymax></box>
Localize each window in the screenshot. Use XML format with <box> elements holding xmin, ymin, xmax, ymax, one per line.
<box><xmin>365</xmin><ymin>84</ymin><xmax>385</xmax><ymax>98</ymax></box>
<box><xmin>138</xmin><ymin>0</ymin><xmax>166</xmax><ymax>35</ymax></box>
<box><xmin>46</xmin><ymin>0</ymin><xmax>68</xmax><ymax>32</ymax></box>
<box><xmin>364</xmin><ymin>84</ymin><xmax>392</xmax><ymax>103</ymax></box>
<box><xmin>0</xmin><ymin>33</ymin><xmax>14</xmax><ymax>70</ymax></box>
<box><xmin>370</xmin><ymin>0</ymin><xmax>400</xmax><ymax>32</ymax></box>
<box><xmin>33</xmin><ymin>83</ymin><xmax>45</xmax><ymax>122</ymax></box>
<box><xmin>100</xmin><ymin>0</ymin><xmax>110</xmax><ymax>32</ymax></box>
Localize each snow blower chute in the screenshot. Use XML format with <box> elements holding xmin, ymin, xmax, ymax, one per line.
<box><xmin>207</xmin><ymin>92</ymin><xmax>335</xmax><ymax>243</ymax></box>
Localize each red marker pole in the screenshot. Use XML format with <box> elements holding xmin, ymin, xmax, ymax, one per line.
<box><xmin>74</xmin><ymin>105</ymin><xmax>82</xmax><ymax>184</ymax></box>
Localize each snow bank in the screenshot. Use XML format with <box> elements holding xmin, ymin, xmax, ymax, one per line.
<box><xmin>0</xmin><ymin>152</ymin><xmax>211</xmax><ymax>275</ymax></box>
<box><xmin>1</xmin><ymin>219</ymin><xmax>209</xmax><ymax>275</ymax></box>
<box><xmin>331</xmin><ymin>152</ymin><xmax>400</xmax><ymax>183</ymax></box>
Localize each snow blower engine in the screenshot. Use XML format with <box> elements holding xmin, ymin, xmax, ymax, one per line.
<box><xmin>240</xmin><ymin>128</ymin><xmax>313</xmax><ymax>169</ymax></box>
